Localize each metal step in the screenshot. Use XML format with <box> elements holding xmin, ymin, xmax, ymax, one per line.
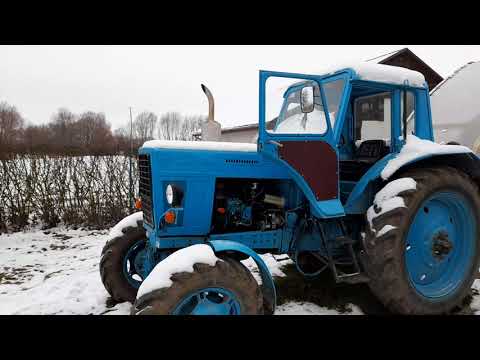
<box><xmin>316</xmin><ymin>219</ymin><xmax>369</xmax><ymax>284</ymax></box>
<box><xmin>337</xmin><ymin>273</ymin><xmax>370</xmax><ymax>284</ymax></box>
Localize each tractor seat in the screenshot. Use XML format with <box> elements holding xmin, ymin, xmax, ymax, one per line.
<box><xmin>355</xmin><ymin>140</ymin><xmax>389</xmax><ymax>163</ymax></box>
<box><xmin>339</xmin><ymin>140</ymin><xmax>389</xmax><ymax>181</ymax></box>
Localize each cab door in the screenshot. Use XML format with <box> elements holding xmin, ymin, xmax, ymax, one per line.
<box><xmin>258</xmin><ymin>70</ymin><xmax>349</xmax><ymax>218</ymax></box>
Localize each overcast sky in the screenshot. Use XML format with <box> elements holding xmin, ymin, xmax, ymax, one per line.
<box><xmin>2</xmin><ymin>45</ymin><xmax>480</xmax><ymax>130</ymax></box>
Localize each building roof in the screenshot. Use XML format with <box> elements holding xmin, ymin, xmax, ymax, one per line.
<box><xmin>220</xmin><ymin>123</ymin><xmax>260</xmax><ymax>134</ymax></box>
<box><xmin>430</xmin><ymin>61</ymin><xmax>476</xmax><ymax>96</ymax></box>
<box><xmin>368</xmin><ymin>47</ymin><xmax>443</xmax><ymax>90</ymax></box>
<box><xmin>366</xmin><ymin>48</ymin><xmax>406</xmax><ymax>63</ymax></box>
<box><xmin>193</xmin><ymin>119</ymin><xmax>275</xmax><ymax>137</ymax></box>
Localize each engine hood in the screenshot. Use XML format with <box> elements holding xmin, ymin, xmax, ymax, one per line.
<box><xmin>142</xmin><ymin>140</ymin><xmax>257</xmax><ymax>153</ymax></box>
<box><xmin>139</xmin><ymin>141</ymin><xmax>288</xmax><ymax>179</ymax></box>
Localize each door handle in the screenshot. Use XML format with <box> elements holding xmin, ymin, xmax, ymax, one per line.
<box><xmin>268</xmin><ymin>140</ymin><xmax>284</xmax><ymax>148</ymax></box>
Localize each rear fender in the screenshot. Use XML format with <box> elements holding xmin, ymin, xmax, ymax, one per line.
<box><xmin>208</xmin><ymin>240</ymin><xmax>276</xmax><ymax>314</ymax></box>
<box><xmin>345</xmin><ymin>152</ymin><xmax>480</xmax><ymax>214</ymax></box>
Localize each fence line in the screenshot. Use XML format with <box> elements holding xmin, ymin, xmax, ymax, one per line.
<box><xmin>0</xmin><ymin>155</ymin><xmax>138</xmax><ymax>233</ymax></box>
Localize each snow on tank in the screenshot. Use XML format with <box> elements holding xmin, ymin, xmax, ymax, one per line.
<box><xmin>142</xmin><ymin>140</ymin><xmax>257</xmax><ymax>152</ymax></box>
<box><xmin>321</xmin><ymin>62</ymin><xmax>427</xmax><ymax>88</ymax></box>
<box><xmin>429</xmin><ymin>61</ymin><xmax>480</xmax><ymax>152</ymax></box>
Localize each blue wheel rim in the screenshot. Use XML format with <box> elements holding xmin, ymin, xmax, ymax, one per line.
<box><xmin>123</xmin><ymin>240</ymin><xmax>148</xmax><ymax>289</ymax></box>
<box><xmin>405</xmin><ymin>191</ymin><xmax>476</xmax><ymax>299</ymax></box>
<box><xmin>172</xmin><ymin>288</ymin><xmax>242</xmax><ymax>315</ymax></box>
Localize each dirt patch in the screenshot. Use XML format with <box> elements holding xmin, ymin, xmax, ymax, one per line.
<box><xmin>0</xmin><ymin>272</ymin><xmax>18</xmax><ymax>284</ymax></box>
<box><xmin>274</xmin><ymin>264</ymin><xmax>478</xmax><ymax>315</ymax></box>
<box><xmin>49</xmin><ymin>244</ymin><xmax>68</xmax><ymax>251</ymax></box>
<box><xmin>274</xmin><ymin>264</ymin><xmax>388</xmax><ymax>314</ymax></box>
<box><xmin>52</xmin><ymin>233</ymin><xmax>73</xmax><ymax>241</ymax></box>
<box><xmin>43</xmin><ymin>270</ymin><xmax>63</xmax><ymax>281</ymax></box>
<box><xmin>0</xmin><ymin>268</ymin><xmax>33</xmax><ymax>285</ymax></box>
<box><xmin>0</xmin><ymin>266</ymin><xmax>36</xmax><ymax>285</ymax></box>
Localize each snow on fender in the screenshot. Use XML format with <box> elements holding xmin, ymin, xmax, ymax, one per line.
<box><xmin>366</xmin><ymin>177</ymin><xmax>417</xmax><ymax>237</ymax></box>
<box><xmin>107</xmin><ymin>211</ymin><xmax>143</xmax><ymax>241</ymax></box>
<box><xmin>136</xmin><ymin>244</ymin><xmax>220</xmax><ymax>299</ymax></box>
<box><xmin>381</xmin><ymin>135</ymin><xmax>472</xmax><ymax>180</ymax></box>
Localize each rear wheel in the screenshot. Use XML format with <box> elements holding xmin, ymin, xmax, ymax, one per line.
<box><xmin>364</xmin><ymin>167</ymin><xmax>480</xmax><ymax>314</ymax></box>
<box><xmin>132</xmin><ymin>256</ymin><xmax>263</xmax><ymax>315</ymax></box>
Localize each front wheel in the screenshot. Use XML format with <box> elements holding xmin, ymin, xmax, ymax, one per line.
<box><xmin>364</xmin><ymin>167</ymin><xmax>480</xmax><ymax>314</ymax></box>
<box><xmin>132</xmin><ymin>255</ymin><xmax>263</xmax><ymax>315</ymax></box>
<box><xmin>100</xmin><ymin>218</ymin><xmax>148</xmax><ymax>303</ymax></box>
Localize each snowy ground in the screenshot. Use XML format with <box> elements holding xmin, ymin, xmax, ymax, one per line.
<box><xmin>0</xmin><ymin>227</ymin><xmax>478</xmax><ymax>315</ymax></box>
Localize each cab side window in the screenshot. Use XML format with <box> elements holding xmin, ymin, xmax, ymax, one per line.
<box><xmin>354</xmin><ymin>92</ymin><xmax>392</xmax><ymax>142</ymax></box>
<box><xmin>400</xmin><ymin>90</ymin><xmax>416</xmax><ymax>140</ymax></box>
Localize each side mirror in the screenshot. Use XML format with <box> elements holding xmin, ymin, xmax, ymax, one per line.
<box><xmin>300</xmin><ymin>86</ymin><xmax>314</xmax><ymax>113</ymax></box>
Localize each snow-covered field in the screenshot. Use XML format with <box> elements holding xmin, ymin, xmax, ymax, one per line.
<box><xmin>0</xmin><ymin>227</ymin><xmax>478</xmax><ymax>315</ymax></box>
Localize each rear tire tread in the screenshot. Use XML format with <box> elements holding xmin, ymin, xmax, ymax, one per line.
<box><xmin>364</xmin><ymin>166</ymin><xmax>480</xmax><ymax>314</ymax></box>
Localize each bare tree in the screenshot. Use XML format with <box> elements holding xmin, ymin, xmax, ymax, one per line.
<box><xmin>182</xmin><ymin>115</ymin><xmax>204</xmax><ymax>140</ymax></box>
<box><xmin>49</xmin><ymin>108</ymin><xmax>77</xmax><ymax>153</ymax></box>
<box><xmin>22</xmin><ymin>124</ymin><xmax>52</xmax><ymax>154</ymax></box>
<box><xmin>113</xmin><ymin>126</ymin><xmax>137</xmax><ymax>154</ymax></box>
<box><xmin>134</xmin><ymin>111</ymin><xmax>157</xmax><ymax>144</ymax></box>
<box><xmin>75</xmin><ymin>111</ymin><xmax>114</xmax><ymax>154</ymax></box>
<box><xmin>158</xmin><ymin>112</ymin><xmax>182</xmax><ymax>140</ymax></box>
<box><xmin>157</xmin><ymin>112</ymin><xmax>205</xmax><ymax>140</ymax></box>
<box><xmin>0</xmin><ymin>101</ymin><xmax>24</xmax><ymax>154</ymax></box>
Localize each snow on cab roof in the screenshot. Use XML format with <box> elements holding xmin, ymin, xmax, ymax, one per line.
<box><xmin>322</xmin><ymin>62</ymin><xmax>427</xmax><ymax>88</ymax></box>
<box><xmin>142</xmin><ymin>140</ymin><xmax>257</xmax><ymax>152</ymax></box>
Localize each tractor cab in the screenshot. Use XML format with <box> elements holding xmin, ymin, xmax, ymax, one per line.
<box><xmin>258</xmin><ymin>64</ymin><xmax>432</xmax><ymax>216</ymax></box>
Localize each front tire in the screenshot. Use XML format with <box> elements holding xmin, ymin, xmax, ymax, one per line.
<box><xmin>364</xmin><ymin>167</ymin><xmax>480</xmax><ymax>314</ymax></box>
<box><xmin>100</xmin><ymin>218</ymin><xmax>148</xmax><ymax>303</ymax></box>
<box><xmin>132</xmin><ymin>256</ymin><xmax>263</xmax><ymax>315</ymax></box>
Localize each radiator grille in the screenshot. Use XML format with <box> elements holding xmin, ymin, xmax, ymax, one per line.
<box><xmin>138</xmin><ymin>154</ymin><xmax>154</xmax><ymax>227</ymax></box>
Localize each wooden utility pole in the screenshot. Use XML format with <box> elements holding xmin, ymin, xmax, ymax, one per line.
<box><xmin>129</xmin><ymin>107</ymin><xmax>133</xmax><ymax>212</ymax></box>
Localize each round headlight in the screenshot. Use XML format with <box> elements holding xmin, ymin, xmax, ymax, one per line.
<box><xmin>166</xmin><ymin>184</ymin><xmax>174</xmax><ymax>205</ymax></box>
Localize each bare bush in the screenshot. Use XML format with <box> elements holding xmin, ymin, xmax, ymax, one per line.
<box><xmin>0</xmin><ymin>155</ymin><xmax>138</xmax><ymax>233</ymax></box>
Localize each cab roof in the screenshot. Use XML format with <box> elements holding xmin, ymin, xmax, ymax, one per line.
<box><xmin>322</xmin><ymin>62</ymin><xmax>427</xmax><ymax>88</ymax></box>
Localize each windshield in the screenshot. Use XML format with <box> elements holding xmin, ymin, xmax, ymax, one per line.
<box><xmin>322</xmin><ymin>78</ymin><xmax>345</xmax><ymax>128</ymax></box>
<box><xmin>271</xmin><ymin>81</ymin><xmax>328</xmax><ymax>134</ymax></box>
<box><xmin>267</xmin><ymin>77</ymin><xmax>346</xmax><ymax>135</ymax></box>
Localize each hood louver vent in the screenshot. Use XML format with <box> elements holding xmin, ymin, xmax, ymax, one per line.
<box><xmin>225</xmin><ymin>159</ymin><xmax>259</xmax><ymax>165</ymax></box>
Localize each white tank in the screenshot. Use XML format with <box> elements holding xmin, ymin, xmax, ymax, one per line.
<box><xmin>430</xmin><ymin>61</ymin><xmax>480</xmax><ymax>153</ymax></box>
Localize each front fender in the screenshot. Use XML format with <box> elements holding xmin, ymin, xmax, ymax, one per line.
<box><xmin>208</xmin><ymin>240</ymin><xmax>276</xmax><ymax>315</ymax></box>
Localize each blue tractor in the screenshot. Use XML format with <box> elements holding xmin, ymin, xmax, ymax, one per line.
<box><xmin>100</xmin><ymin>64</ymin><xmax>480</xmax><ymax>315</ymax></box>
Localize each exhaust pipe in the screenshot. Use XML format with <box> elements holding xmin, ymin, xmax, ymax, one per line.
<box><xmin>201</xmin><ymin>84</ymin><xmax>214</xmax><ymax>122</ymax></box>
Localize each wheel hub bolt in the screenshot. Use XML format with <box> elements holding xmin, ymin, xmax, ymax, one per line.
<box><xmin>432</xmin><ymin>231</ymin><xmax>453</xmax><ymax>259</ymax></box>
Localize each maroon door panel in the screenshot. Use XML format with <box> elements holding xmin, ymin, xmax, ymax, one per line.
<box><xmin>278</xmin><ymin>141</ymin><xmax>338</xmax><ymax>201</ymax></box>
